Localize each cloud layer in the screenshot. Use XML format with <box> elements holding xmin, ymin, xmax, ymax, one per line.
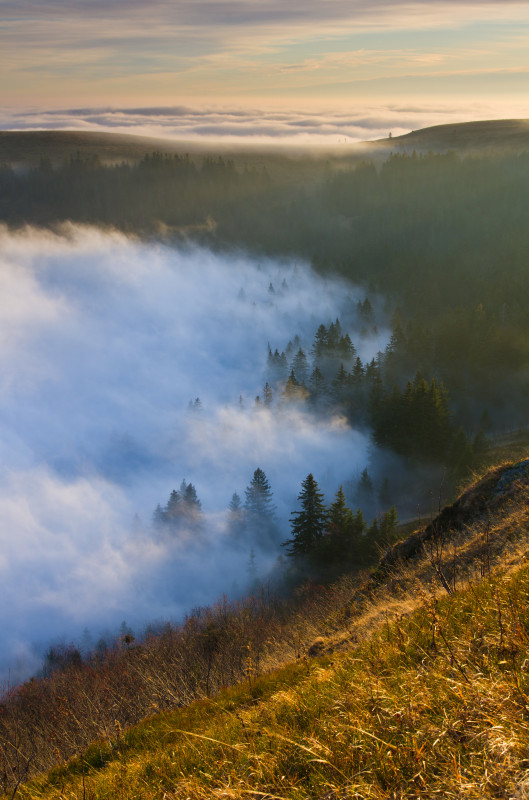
<box><xmin>2</xmin><ymin>0</ymin><xmax>529</xmax><ymax>120</ymax></box>
<box><xmin>0</xmin><ymin>225</ymin><xmax>381</xmax><ymax>681</ymax></box>
<box><xmin>4</xmin><ymin>101</ymin><xmax>529</xmax><ymax>146</ymax></box>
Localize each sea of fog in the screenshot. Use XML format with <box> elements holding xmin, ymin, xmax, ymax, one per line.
<box><xmin>0</xmin><ymin>224</ymin><xmax>388</xmax><ymax>681</ymax></box>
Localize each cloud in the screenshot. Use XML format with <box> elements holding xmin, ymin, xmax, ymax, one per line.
<box><xmin>3</xmin><ymin>100</ymin><xmax>528</xmax><ymax>146</ymax></box>
<box><xmin>2</xmin><ymin>1</ymin><xmax>529</xmax><ymax>85</ymax></box>
<box><xmin>4</xmin><ymin>1</ymin><xmax>529</xmax><ymax>29</ymax></box>
<box><xmin>0</xmin><ymin>225</ymin><xmax>383</xmax><ymax>681</ymax></box>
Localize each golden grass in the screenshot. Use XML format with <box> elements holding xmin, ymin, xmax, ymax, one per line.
<box><xmin>13</xmin><ymin>463</ymin><xmax>529</xmax><ymax>800</ymax></box>
<box><xmin>20</xmin><ymin>565</ymin><xmax>529</xmax><ymax>799</ymax></box>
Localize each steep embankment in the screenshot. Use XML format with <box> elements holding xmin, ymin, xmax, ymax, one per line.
<box><xmin>8</xmin><ymin>459</ymin><xmax>529</xmax><ymax>799</ymax></box>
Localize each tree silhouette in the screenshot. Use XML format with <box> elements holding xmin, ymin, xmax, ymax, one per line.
<box><xmin>284</xmin><ymin>473</ymin><xmax>327</xmax><ymax>558</ymax></box>
<box><xmin>244</xmin><ymin>468</ymin><xmax>278</xmax><ymax>548</ymax></box>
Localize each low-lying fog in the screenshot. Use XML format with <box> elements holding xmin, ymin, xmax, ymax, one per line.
<box><xmin>0</xmin><ymin>224</ymin><xmax>387</xmax><ymax>681</ymax></box>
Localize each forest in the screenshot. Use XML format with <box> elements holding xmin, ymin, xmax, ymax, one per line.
<box><xmin>1</xmin><ymin>146</ymin><xmax>528</xmax><ymax>439</ymax></box>
<box><xmin>2</xmin><ymin>134</ymin><xmax>529</xmax><ymax>795</ymax></box>
<box><xmin>1</xmin><ymin>146</ymin><xmax>526</xmax><ymax>557</ymax></box>
<box><xmin>0</xmin><ymin>141</ymin><xmax>527</xmax><ymax>672</ymax></box>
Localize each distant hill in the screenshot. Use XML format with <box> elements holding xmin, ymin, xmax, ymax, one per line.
<box><xmin>2</xmin><ymin>118</ymin><xmax>529</xmax><ymax>168</ymax></box>
<box><xmin>372</xmin><ymin>117</ymin><xmax>529</xmax><ymax>155</ymax></box>
<box><xmin>0</xmin><ymin>130</ymin><xmax>207</xmax><ymax>167</ymax></box>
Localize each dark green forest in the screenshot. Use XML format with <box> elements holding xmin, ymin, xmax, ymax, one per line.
<box><xmin>1</xmin><ymin>145</ymin><xmax>528</xmax><ymax>499</ymax></box>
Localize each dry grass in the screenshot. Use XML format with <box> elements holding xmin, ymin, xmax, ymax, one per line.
<box><xmin>7</xmin><ymin>461</ymin><xmax>529</xmax><ymax>800</ymax></box>
<box><xmin>18</xmin><ymin>561</ymin><xmax>529</xmax><ymax>799</ymax></box>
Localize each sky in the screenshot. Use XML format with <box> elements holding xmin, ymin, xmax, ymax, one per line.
<box><xmin>1</xmin><ymin>0</ymin><xmax>529</xmax><ymax>143</ymax></box>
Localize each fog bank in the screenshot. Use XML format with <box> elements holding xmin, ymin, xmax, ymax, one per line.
<box><xmin>0</xmin><ymin>225</ymin><xmax>384</xmax><ymax>680</ymax></box>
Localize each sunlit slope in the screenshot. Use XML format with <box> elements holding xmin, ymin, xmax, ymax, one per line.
<box><xmin>14</xmin><ymin>460</ymin><xmax>529</xmax><ymax>800</ymax></box>
<box><xmin>3</xmin><ymin>118</ymin><xmax>529</xmax><ymax>169</ymax></box>
<box><xmin>373</xmin><ymin>117</ymin><xmax>529</xmax><ymax>154</ymax></box>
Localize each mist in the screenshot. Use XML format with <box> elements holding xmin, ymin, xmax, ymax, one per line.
<box><xmin>4</xmin><ymin>102</ymin><xmax>526</xmax><ymax>147</ymax></box>
<box><xmin>0</xmin><ymin>224</ymin><xmax>386</xmax><ymax>681</ymax></box>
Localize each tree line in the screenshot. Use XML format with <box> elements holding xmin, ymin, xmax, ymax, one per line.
<box><xmin>2</xmin><ymin>147</ymin><xmax>529</xmax><ymax>436</ymax></box>
<box><xmin>152</xmin><ymin>467</ymin><xmax>398</xmax><ymax>579</ymax></box>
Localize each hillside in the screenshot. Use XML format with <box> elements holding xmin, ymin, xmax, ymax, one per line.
<box><xmin>2</xmin><ymin>118</ymin><xmax>529</xmax><ymax>170</ymax></box>
<box><xmin>0</xmin><ymin>130</ymin><xmax>207</xmax><ymax>167</ymax></box>
<box><xmin>372</xmin><ymin>117</ymin><xmax>529</xmax><ymax>155</ymax></box>
<box><xmin>5</xmin><ymin>459</ymin><xmax>529</xmax><ymax>799</ymax></box>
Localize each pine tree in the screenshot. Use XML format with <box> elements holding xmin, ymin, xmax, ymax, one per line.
<box><xmin>183</xmin><ymin>482</ymin><xmax>201</xmax><ymax>509</ymax></box>
<box><xmin>226</xmin><ymin>492</ymin><xmax>246</xmax><ymax>544</ymax></box>
<box><xmin>379</xmin><ymin>505</ymin><xmax>398</xmax><ymax>540</ymax></box>
<box><xmin>229</xmin><ymin>491</ymin><xmax>242</xmax><ymax>513</ymax></box>
<box><xmin>174</xmin><ymin>480</ymin><xmax>203</xmax><ymax>529</ymax></box>
<box><xmin>327</xmin><ymin>320</ymin><xmax>340</xmax><ymax>350</ymax></box>
<box><xmin>284</xmin><ymin>473</ymin><xmax>327</xmax><ymax>558</ymax></box>
<box><xmin>338</xmin><ymin>333</ymin><xmax>355</xmax><ymax>359</ymax></box>
<box><xmin>359</xmin><ymin>297</ymin><xmax>375</xmax><ymax>323</ymax></box>
<box><xmin>166</xmin><ymin>489</ymin><xmax>181</xmax><ymax>520</ymax></box>
<box><xmin>327</xmin><ymin>486</ymin><xmax>351</xmax><ymax>528</ymax></box>
<box><xmin>311</xmin><ymin>324</ymin><xmax>328</xmax><ymax>359</ymax></box>
<box><xmin>283</xmin><ymin>369</ymin><xmax>302</xmax><ymax>400</ymax></box>
<box><xmin>267</xmin><ymin>348</ymin><xmax>288</xmax><ymax>384</ymax></box>
<box><xmin>320</xmin><ymin>485</ymin><xmax>354</xmax><ymax>562</ymax></box>
<box><xmin>331</xmin><ymin>363</ymin><xmax>349</xmax><ymax>404</ymax></box>
<box><xmin>291</xmin><ymin>347</ymin><xmax>309</xmax><ymax>384</ymax></box>
<box><xmin>263</xmin><ymin>381</ymin><xmax>273</xmax><ymax>407</ymax></box>
<box><xmin>244</xmin><ymin>468</ymin><xmax>278</xmax><ymax>547</ymax></box>
<box><xmin>308</xmin><ymin>366</ymin><xmax>327</xmax><ymax>400</ymax></box>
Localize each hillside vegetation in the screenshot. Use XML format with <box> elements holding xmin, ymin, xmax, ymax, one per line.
<box><xmin>3</xmin><ymin>122</ymin><xmax>529</xmax><ymax>443</ymax></box>
<box><xmin>2</xmin><ymin>118</ymin><xmax>529</xmax><ymax>167</ymax></box>
<box><xmin>5</xmin><ymin>459</ymin><xmax>529</xmax><ymax>799</ymax></box>
<box><xmin>3</xmin><ymin>122</ymin><xmax>529</xmax><ymax>797</ymax></box>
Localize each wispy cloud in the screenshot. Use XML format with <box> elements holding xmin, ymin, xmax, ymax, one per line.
<box><xmin>2</xmin><ymin>0</ymin><xmax>529</xmax><ymax>108</ymax></box>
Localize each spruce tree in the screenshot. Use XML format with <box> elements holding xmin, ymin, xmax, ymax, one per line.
<box><xmin>351</xmin><ymin>356</ymin><xmax>364</xmax><ymax>385</ymax></box>
<box><xmin>284</xmin><ymin>473</ymin><xmax>327</xmax><ymax>558</ymax></box>
<box><xmin>309</xmin><ymin>366</ymin><xmax>327</xmax><ymax>400</ymax></box>
<box><xmin>176</xmin><ymin>480</ymin><xmax>203</xmax><ymax>530</ymax></box>
<box><xmin>321</xmin><ymin>485</ymin><xmax>354</xmax><ymax>562</ymax></box>
<box><xmin>263</xmin><ymin>381</ymin><xmax>273</xmax><ymax>407</ymax></box>
<box><xmin>331</xmin><ymin>363</ymin><xmax>349</xmax><ymax>404</ymax></box>
<box><xmin>166</xmin><ymin>489</ymin><xmax>181</xmax><ymax>520</ymax></box>
<box><xmin>244</xmin><ymin>468</ymin><xmax>277</xmax><ymax>547</ymax></box>
<box><xmin>311</xmin><ymin>324</ymin><xmax>328</xmax><ymax>359</ymax></box>
<box><xmin>283</xmin><ymin>369</ymin><xmax>300</xmax><ymax>399</ymax></box>
<box><xmin>226</xmin><ymin>492</ymin><xmax>246</xmax><ymax>544</ymax></box>
<box><xmin>291</xmin><ymin>347</ymin><xmax>309</xmax><ymax>385</ymax></box>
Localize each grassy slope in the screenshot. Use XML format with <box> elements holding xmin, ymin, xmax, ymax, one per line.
<box><xmin>373</xmin><ymin>118</ymin><xmax>529</xmax><ymax>154</ymax></box>
<box><xmin>15</xmin><ymin>460</ymin><xmax>529</xmax><ymax>799</ymax></box>
<box><xmin>3</xmin><ymin>118</ymin><xmax>529</xmax><ymax>170</ymax></box>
